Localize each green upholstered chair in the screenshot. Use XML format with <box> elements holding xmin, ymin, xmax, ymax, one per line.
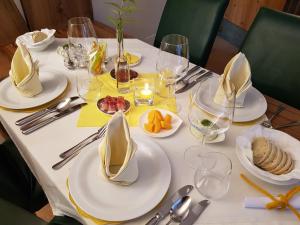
<box><xmin>154</xmin><ymin>0</ymin><xmax>229</xmax><ymax>66</ymax></box>
<box><xmin>0</xmin><ymin>140</ymin><xmax>48</xmax><ymax>212</ymax></box>
<box><xmin>0</xmin><ymin>198</ymin><xmax>82</xmax><ymax>225</ymax></box>
<box><xmin>240</xmin><ymin>7</ymin><xmax>300</xmax><ymax>109</ymax></box>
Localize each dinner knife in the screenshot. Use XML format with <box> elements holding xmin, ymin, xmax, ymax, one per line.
<box><xmin>176</xmin><ymin>71</ymin><xmax>212</xmax><ymax>94</ymax></box>
<box><xmin>145</xmin><ymin>185</ymin><xmax>194</xmax><ymax>225</ymax></box>
<box><xmin>15</xmin><ymin>96</ymin><xmax>79</xmax><ymax>126</ymax></box>
<box><xmin>179</xmin><ymin>200</ymin><xmax>210</xmax><ymax>225</ymax></box>
<box><xmin>22</xmin><ymin>103</ymin><xmax>87</xmax><ymax>135</ymax></box>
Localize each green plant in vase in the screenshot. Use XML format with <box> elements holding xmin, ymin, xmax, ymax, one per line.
<box><xmin>107</xmin><ymin>0</ymin><xmax>137</xmax><ymax>93</ymax></box>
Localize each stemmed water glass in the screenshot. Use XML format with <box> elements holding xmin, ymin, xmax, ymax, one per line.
<box><xmin>156</xmin><ymin>34</ymin><xmax>189</xmax><ymax>105</ymax></box>
<box><xmin>68</xmin><ymin>17</ymin><xmax>102</xmax><ymax>101</ymax></box>
<box><xmin>184</xmin><ymin>75</ymin><xmax>235</xmax><ymax>199</ymax></box>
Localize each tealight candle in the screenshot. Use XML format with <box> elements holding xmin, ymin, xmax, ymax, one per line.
<box><xmin>133</xmin><ymin>78</ymin><xmax>155</xmax><ymax>106</ymax></box>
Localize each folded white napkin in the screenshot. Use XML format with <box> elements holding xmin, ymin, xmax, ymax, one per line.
<box><xmin>99</xmin><ymin>111</ymin><xmax>138</xmax><ymax>185</ymax></box>
<box><xmin>245</xmin><ymin>196</ymin><xmax>300</xmax><ymax>209</ymax></box>
<box><xmin>214</xmin><ymin>52</ymin><xmax>252</xmax><ymax>107</ymax></box>
<box><xmin>9</xmin><ymin>43</ymin><xmax>42</xmax><ymax>97</ymax></box>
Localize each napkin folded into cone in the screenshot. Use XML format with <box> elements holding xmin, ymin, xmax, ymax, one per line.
<box><xmin>99</xmin><ymin>111</ymin><xmax>138</xmax><ymax>185</ymax></box>
<box><xmin>9</xmin><ymin>43</ymin><xmax>42</xmax><ymax>97</ymax></box>
<box><xmin>214</xmin><ymin>52</ymin><xmax>252</xmax><ymax>107</ymax></box>
<box><xmin>245</xmin><ymin>196</ymin><xmax>300</xmax><ymax>209</ymax></box>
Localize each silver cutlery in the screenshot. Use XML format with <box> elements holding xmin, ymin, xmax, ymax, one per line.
<box><xmin>176</xmin><ymin>65</ymin><xmax>201</xmax><ymax>84</ymax></box>
<box><xmin>181</xmin><ymin>69</ymin><xmax>206</xmax><ymax>85</ymax></box>
<box><xmin>145</xmin><ymin>185</ymin><xmax>193</xmax><ymax>225</ymax></box>
<box><xmin>16</xmin><ymin>96</ymin><xmax>79</xmax><ymax>126</ymax></box>
<box><xmin>21</xmin><ymin>103</ymin><xmax>87</xmax><ymax>135</ymax></box>
<box><xmin>52</xmin><ymin>126</ymin><xmax>107</xmax><ymax>170</ymax></box>
<box><xmin>166</xmin><ymin>196</ymin><xmax>191</xmax><ymax>225</ymax></box>
<box><xmin>59</xmin><ymin>125</ymin><xmax>107</xmax><ymax>159</ymax></box>
<box><xmin>179</xmin><ymin>200</ymin><xmax>210</xmax><ymax>225</ymax></box>
<box><xmin>261</xmin><ymin>104</ymin><xmax>285</xmax><ymax>128</ymax></box>
<box><xmin>274</xmin><ymin>120</ymin><xmax>300</xmax><ymax>129</ymax></box>
<box><xmin>176</xmin><ymin>71</ymin><xmax>212</xmax><ymax>94</ymax></box>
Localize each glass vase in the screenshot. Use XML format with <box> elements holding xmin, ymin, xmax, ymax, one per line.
<box><xmin>115</xmin><ymin>28</ymin><xmax>130</xmax><ymax>94</ymax></box>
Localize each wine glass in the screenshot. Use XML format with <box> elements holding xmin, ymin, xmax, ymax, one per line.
<box><xmin>68</xmin><ymin>17</ymin><xmax>102</xmax><ymax>101</ymax></box>
<box><xmin>184</xmin><ymin>75</ymin><xmax>235</xmax><ymax>199</ymax></box>
<box><xmin>156</xmin><ymin>34</ymin><xmax>189</xmax><ymax>104</ymax></box>
<box><xmin>187</xmin><ymin>75</ymin><xmax>235</xmax><ymax>144</ymax></box>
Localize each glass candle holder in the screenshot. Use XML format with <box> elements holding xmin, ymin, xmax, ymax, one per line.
<box><xmin>133</xmin><ymin>78</ymin><xmax>155</xmax><ymax>106</ymax></box>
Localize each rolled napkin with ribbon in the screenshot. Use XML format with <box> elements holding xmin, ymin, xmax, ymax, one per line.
<box><xmin>9</xmin><ymin>43</ymin><xmax>42</xmax><ymax>97</ymax></box>
<box><xmin>214</xmin><ymin>52</ymin><xmax>252</xmax><ymax>107</ymax></box>
<box><xmin>99</xmin><ymin>111</ymin><xmax>138</xmax><ymax>185</ymax></box>
<box><xmin>245</xmin><ymin>196</ymin><xmax>300</xmax><ymax>209</ymax></box>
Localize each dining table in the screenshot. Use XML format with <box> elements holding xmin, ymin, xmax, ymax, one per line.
<box><xmin>1</xmin><ymin>34</ymin><xmax>300</xmax><ymax>225</ymax></box>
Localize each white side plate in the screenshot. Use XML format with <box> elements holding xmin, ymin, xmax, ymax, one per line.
<box><xmin>69</xmin><ymin>134</ymin><xmax>171</xmax><ymax>221</ymax></box>
<box><xmin>0</xmin><ymin>72</ymin><xmax>67</xmax><ymax>109</ymax></box>
<box><xmin>139</xmin><ymin>109</ymin><xmax>183</xmax><ymax>138</ymax></box>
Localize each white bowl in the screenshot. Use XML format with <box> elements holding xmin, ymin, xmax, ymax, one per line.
<box><xmin>236</xmin><ymin>125</ymin><xmax>300</xmax><ymax>185</ymax></box>
<box><xmin>16</xmin><ymin>29</ymin><xmax>56</xmax><ymax>51</ymax></box>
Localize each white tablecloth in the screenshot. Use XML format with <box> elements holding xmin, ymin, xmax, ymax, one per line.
<box><xmin>0</xmin><ymin>39</ymin><xmax>299</xmax><ymax>225</ymax></box>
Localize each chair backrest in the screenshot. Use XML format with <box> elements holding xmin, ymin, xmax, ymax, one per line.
<box><xmin>240</xmin><ymin>7</ymin><xmax>300</xmax><ymax>109</ymax></box>
<box><xmin>0</xmin><ymin>0</ymin><xmax>28</xmax><ymax>45</ymax></box>
<box><xmin>20</xmin><ymin>0</ymin><xmax>93</xmax><ymax>31</ymax></box>
<box><xmin>154</xmin><ymin>0</ymin><xmax>229</xmax><ymax>66</ymax></box>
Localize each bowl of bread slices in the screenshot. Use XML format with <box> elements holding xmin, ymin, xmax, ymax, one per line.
<box><xmin>236</xmin><ymin>125</ymin><xmax>300</xmax><ymax>185</ymax></box>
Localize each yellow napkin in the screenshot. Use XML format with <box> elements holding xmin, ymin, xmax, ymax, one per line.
<box><xmin>99</xmin><ymin>111</ymin><xmax>138</xmax><ymax>185</ymax></box>
<box><xmin>77</xmin><ymin>73</ymin><xmax>177</xmax><ymax>127</ymax></box>
<box><xmin>9</xmin><ymin>43</ymin><xmax>42</xmax><ymax>97</ymax></box>
<box><xmin>214</xmin><ymin>52</ymin><xmax>251</xmax><ymax>107</ymax></box>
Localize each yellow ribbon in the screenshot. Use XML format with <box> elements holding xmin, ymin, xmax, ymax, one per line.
<box><xmin>240</xmin><ymin>173</ymin><xmax>300</xmax><ymax>220</ymax></box>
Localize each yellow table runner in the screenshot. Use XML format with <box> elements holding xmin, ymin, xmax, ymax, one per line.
<box><xmin>77</xmin><ymin>73</ymin><xmax>177</xmax><ymax>127</ymax></box>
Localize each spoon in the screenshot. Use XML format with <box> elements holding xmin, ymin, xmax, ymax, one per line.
<box><xmin>166</xmin><ymin>196</ymin><xmax>192</xmax><ymax>225</ymax></box>
<box><xmin>19</xmin><ymin>98</ymin><xmax>73</xmax><ymax>130</ymax></box>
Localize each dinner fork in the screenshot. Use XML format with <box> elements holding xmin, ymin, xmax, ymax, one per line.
<box><xmin>261</xmin><ymin>104</ymin><xmax>285</xmax><ymax>128</ymax></box>
<box><xmin>52</xmin><ymin>126</ymin><xmax>107</xmax><ymax>170</ymax></box>
<box><xmin>59</xmin><ymin>125</ymin><xmax>106</xmax><ymax>159</ymax></box>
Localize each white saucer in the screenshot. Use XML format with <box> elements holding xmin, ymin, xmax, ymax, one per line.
<box><xmin>0</xmin><ymin>72</ymin><xmax>67</xmax><ymax>109</ymax></box>
<box><xmin>139</xmin><ymin>109</ymin><xmax>183</xmax><ymax>138</ymax></box>
<box><xmin>69</xmin><ymin>134</ymin><xmax>171</xmax><ymax>221</ymax></box>
<box><xmin>194</xmin><ymin>75</ymin><xmax>267</xmax><ymax>122</ymax></box>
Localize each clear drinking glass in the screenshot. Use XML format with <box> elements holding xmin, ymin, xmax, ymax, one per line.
<box><xmin>156</xmin><ymin>34</ymin><xmax>189</xmax><ymax>101</ymax></box>
<box><xmin>68</xmin><ymin>17</ymin><xmax>102</xmax><ymax>101</ymax></box>
<box><xmin>188</xmin><ymin>75</ymin><xmax>235</xmax><ymax>144</ymax></box>
<box><xmin>194</xmin><ymin>151</ymin><xmax>232</xmax><ymax>199</ymax></box>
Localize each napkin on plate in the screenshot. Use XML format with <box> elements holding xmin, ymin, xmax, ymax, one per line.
<box><xmin>99</xmin><ymin>111</ymin><xmax>138</xmax><ymax>185</ymax></box>
<box><xmin>9</xmin><ymin>42</ymin><xmax>42</xmax><ymax>97</ymax></box>
<box><xmin>214</xmin><ymin>52</ymin><xmax>252</xmax><ymax>107</ymax></box>
<box><xmin>245</xmin><ymin>196</ymin><xmax>300</xmax><ymax>209</ymax></box>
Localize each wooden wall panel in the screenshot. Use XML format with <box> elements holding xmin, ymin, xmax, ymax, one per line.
<box><xmin>20</xmin><ymin>0</ymin><xmax>93</xmax><ymax>31</ymax></box>
<box><xmin>0</xmin><ymin>0</ymin><xmax>28</xmax><ymax>45</ymax></box>
<box><xmin>225</xmin><ymin>0</ymin><xmax>287</xmax><ymax>30</ymax></box>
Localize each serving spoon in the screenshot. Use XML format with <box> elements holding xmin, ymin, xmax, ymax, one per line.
<box><xmin>166</xmin><ymin>195</ymin><xmax>191</xmax><ymax>225</ymax></box>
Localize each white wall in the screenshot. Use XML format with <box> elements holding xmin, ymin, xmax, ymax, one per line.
<box><xmin>92</xmin><ymin>0</ymin><xmax>167</xmax><ymax>44</ymax></box>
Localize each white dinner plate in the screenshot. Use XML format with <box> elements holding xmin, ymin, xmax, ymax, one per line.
<box><xmin>139</xmin><ymin>109</ymin><xmax>183</xmax><ymax>138</ymax></box>
<box><xmin>0</xmin><ymin>72</ymin><xmax>67</xmax><ymax>109</ymax></box>
<box><xmin>69</xmin><ymin>134</ymin><xmax>171</xmax><ymax>221</ymax></box>
<box><xmin>194</xmin><ymin>75</ymin><xmax>267</xmax><ymax>122</ymax></box>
